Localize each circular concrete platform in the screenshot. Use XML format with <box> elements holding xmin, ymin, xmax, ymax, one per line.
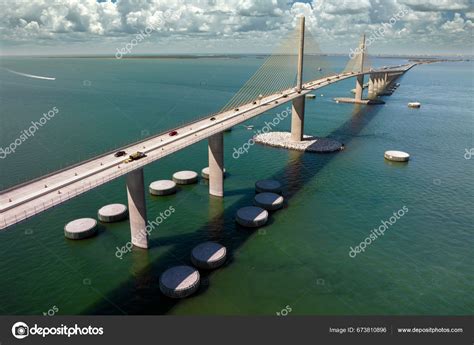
<box><xmin>64</xmin><ymin>218</ymin><xmax>98</xmax><ymax>239</ymax></box>
<box><xmin>384</xmin><ymin>150</ymin><xmax>410</xmax><ymax>162</ymax></box>
<box><xmin>159</xmin><ymin>265</ymin><xmax>200</xmax><ymax>298</ymax></box>
<box><xmin>191</xmin><ymin>242</ymin><xmax>227</xmax><ymax>269</ymax></box>
<box><xmin>254</xmin><ymin>132</ymin><xmax>343</xmax><ymax>153</ymax></box>
<box><xmin>255</xmin><ymin>179</ymin><xmax>282</xmax><ymax>194</ymax></box>
<box><xmin>149</xmin><ymin>180</ymin><xmax>177</xmax><ymax>195</ymax></box>
<box><xmin>201</xmin><ymin>167</ymin><xmax>227</xmax><ymax>179</ymax></box>
<box><xmin>235</xmin><ymin>206</ymin><xmax>269</xmax><ymax>228</ymax></box>
<box><xmin>254</xmin><ymin>192</ymin><xmax>284</xmax><ymax>211</ymax></box>
<box><xmin>98</xmin><ymin>204</ymin><xmax>128</xmax><ymax>222</ymax></box>
<box><xmin>172</xmin><ymin>171</ymin><xmax>198</xmax><ymax>185</ymax></box>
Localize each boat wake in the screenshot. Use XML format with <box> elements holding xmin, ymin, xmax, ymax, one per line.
<box><xmin>5</xmin><ymin>68</ymin><xmax>56</xmax><ymax>81</ymax></box>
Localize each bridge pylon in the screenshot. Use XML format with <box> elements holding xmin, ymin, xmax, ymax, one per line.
<box><xmin>354</xmin><ymin>34</ymin><xmax>366</xmax><ymax>101</ymax></box>
<box><xmin>290</xmin><ymin>16</ymin><xmax>306</xmax><ymax>142</ymax></box>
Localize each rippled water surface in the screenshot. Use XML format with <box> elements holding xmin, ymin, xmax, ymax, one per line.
<box><xmin>0</xmin><ymin>56</ymin><xmax>472</xmax><ymax>315</ymax></box>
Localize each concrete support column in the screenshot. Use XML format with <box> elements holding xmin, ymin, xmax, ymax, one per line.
<box><xmin>126</xmin><ymin>168</ymin><xmax>148</xmax><ymax>249</ymax></box>
<box><xmin>380</xmin><ymin>73</ymin><xmax>388</xmax><ymax>93</ymax></box>
<box><xmin>355</xmin><ymin>74</ymin><xmax>364</xmax><ymax>101</ymax></box>
<box><xmin>375</xmin><ymin>76</ymin><xmax>381</xmax><ymax>95</ymax></box>
<box><xmin>375</xmin><ymin>75</ymin><xmax>383</xmax><ymax>95</ymax></box>
<box><xmin>296</xmin><ymin>16</ymin><xmax>305</xmax><ymax>91</ymax></box>
<box><xmin>291</xmin><ymin>16</ymin><xmax>306</xmax><ymax>142</ymax></box>
<box><xmin>291</xmin><ymin>96</ymin><xmax>305</xmax><ymax>142</ymax></box>
<box><xmin>354</xmin><ymin>34</ymin><xmax>366</xmax><ymax>101</ymax></box>
<box><xmin>208</xmin><ymin>132</ymin><xmax>224</xmax><ymax>197</ymax></box>
<box><xmin>368</xmin><ymin>74</ymin><xmax>377</xmax><ymax>100</ymax></box>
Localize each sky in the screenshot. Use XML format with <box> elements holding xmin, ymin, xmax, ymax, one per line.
<box><xmin>0</xmin><ymin>0</ymin><xmax>472</xmax><ymax>56</ymax></box>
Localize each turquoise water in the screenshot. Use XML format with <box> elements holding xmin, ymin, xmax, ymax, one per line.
<box><xmin>0</xmin><ymin>56</ymin><xmax>472</xmax><ymax>315</ymax></box>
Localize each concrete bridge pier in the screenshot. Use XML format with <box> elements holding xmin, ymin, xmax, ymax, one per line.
<box><xmin>208</xmin><ymin>132</ymin><xmax>224</xmax><ymax>197</ymax></box>
<box><xmin>354</xmin><ymin>74</ymin><xmax>365</xmax><ymax>102</ymax></box>
<box><xmin>291</xmin><ymin>96</ymin><xmax>305</xmax><ymax>141</ymax></box>
<box><xmin>126</xmin><ymin>168</ymin><xmax>148</xmax><ymax>249</ymax></box>
<box><xmin>375</xmin><ymin>75</ymin><xmax>384</xmax><ymax>95</ymax></box>
<box><xmin>368</xmin><ymin>74</ymin><xmax>377</xmax><ymax>100</ymax></box>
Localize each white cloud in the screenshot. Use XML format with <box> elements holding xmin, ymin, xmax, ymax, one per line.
<box><xmin>0</xmin><ymin>0</ymin><xmax>472</xmax><ymax>55</ymax></box>
<box><xmin>399</xmin><ymin>0</ymin><xmax>471</xmax><ymax>12</ymax></box>
<box><xmin>441</xmin><ymin>12</ymin><xmax>473</xmax><ymax>33</ymax></box>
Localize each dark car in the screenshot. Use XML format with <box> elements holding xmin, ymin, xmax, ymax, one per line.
<box><xmin>210</xmin><ymin>117</ymin><xmax>216</xmax><ymax>121</ymax></box>
<box><xmin>114</xmin><ymin>150</ymin><xmax>126</xmax><ymax>157</ymax></box>
<box><xmin>169</xmin><ymin>130</ymin><xmax>178</xmax><ymax>136</ymax></box>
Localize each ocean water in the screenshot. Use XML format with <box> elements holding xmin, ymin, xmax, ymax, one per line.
<box><xmin>0</xmin><ymin>55</ymin><xmax>472</xmax><ymax>315</ymax></box>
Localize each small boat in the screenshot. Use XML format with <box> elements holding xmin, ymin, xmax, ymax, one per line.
<box><xmin>243</xmin><ymin>125</ymin><xmax>254</xmax><ymax>130</ymax></box>
<box><xmin>305</xmin><ymin>94</ymin><xmax>316</xmax><ymax>99</ymax></box>
<box><xmin>408</xmin><ymin>102</ymin><xmax>421</xmax><ymax>108</ymax></box>
<box><xmin>318</xmin><ymin>67</ymin><xmax>322</xmax><ymax>71</ymax></box>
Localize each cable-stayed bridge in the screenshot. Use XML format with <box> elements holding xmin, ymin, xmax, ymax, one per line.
<box><xmin>0</xmin><ymin>17</ymin><xmax>418</xmax><ymax>246</ymax></box>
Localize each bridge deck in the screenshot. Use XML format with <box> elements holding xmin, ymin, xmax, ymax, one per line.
<box><xmin>0</xmin><ymin>64</ymin><xmax>415</xmax><ymax>230</ymax></box>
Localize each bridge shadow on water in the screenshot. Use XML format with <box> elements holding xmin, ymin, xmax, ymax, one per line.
<box><xmin>85</xmin><ymin>102</ymin><xmax>384</xmax><ymax>315</ymax></box>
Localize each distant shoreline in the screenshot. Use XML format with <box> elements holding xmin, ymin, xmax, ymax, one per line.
<box><xmin>0</xmin><ymin>54</ymin><xmax>471</xmax><ymax>61</ymax></box>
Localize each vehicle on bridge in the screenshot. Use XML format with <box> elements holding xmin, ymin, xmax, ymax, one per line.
<box><xmin>169</xmin><ymin>130</ymin><xmax>178</xmax><ymax>136</ymax></box>
<box><xmin>114</xmin><ymin>150</ymin><xmax>126</xmax><ymax>157</ymax></box>
<box><xmin>124</xmin><ymin>151</ymin><xmax>146</xmax><ymax>163</ymax></box>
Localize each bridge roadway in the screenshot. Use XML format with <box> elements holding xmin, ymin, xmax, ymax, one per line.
<box><xmin>0</xmin><ymin>63</ymin><xmax>416</xmax><ymax>230</ymax></box>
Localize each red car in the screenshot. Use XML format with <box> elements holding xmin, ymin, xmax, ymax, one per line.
<box><xmin>169</xmin><ymin>130</ymin><xmax>178</xmax><ymax>136</ymax></box>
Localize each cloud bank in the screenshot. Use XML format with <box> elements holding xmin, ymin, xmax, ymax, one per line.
<box><xmin>1</xmin><ymin>0</ymin><xmax>472</xmax><ymax>55</ymax></box>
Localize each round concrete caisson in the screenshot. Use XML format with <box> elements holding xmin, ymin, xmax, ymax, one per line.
<box><xmin>159</xmin><ymin>265</ymin><xmax>200</xmax><ymax>298</ymax></box>
<box><xmin>64</xmin><ymin>218</ymin><xmax>98</xmax><ymax>240</ymax></box>
<box><xmin>201</xmin><ymin>167</ymin><xmax>227</xmax><ymax>179</ymax></box>
<box><xmin>191</xmin><ymin>242</ymin><xmax>227</xmax><ymax>269</ymax></box>
<box><xmin>254</xmin><ymin>192</ymin><xmax>284</xmax><ymax>211</ymax></box>
<box><xmin>149</xmin><ymin>180</ymin><xmax>177</xmax><ymax>196</ymax></box>
<box><xmin>97</xmin><ymin>204</ymin><xmax>128</xmax><ymax>222</ymax></box>
<box><xmin>384</xmin><ymin>150</ymin><xmax>410</xmax><ymax>162</ymax></box>
<box><xmin>235</xmin><ymin>206</ymin><xmax>269</xmax><ymax>228</ymax></box>
<box><xmin>172</xmin><ymin>171</ymin><xmax>198</xmax><ymax>185</ymax></box>
<box><xmin>255</xmin><ymin>179</ymin><xmax>282</xmax><ymax>194</ymax></box>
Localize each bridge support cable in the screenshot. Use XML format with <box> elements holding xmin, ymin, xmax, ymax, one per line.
<box><xmin>301</xmin><ymin>27</ymin><xmax>337</xmax><ymax>83</ymax></box>
<box><xmin>342</xmin><ymin>34</ymin><xmax>372</xmax><ymax>74</ymax></box>
<box><xmin>219</xmin><ymin>27</ymin><xmax>300</xmax><ymax>112</ymax></box>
